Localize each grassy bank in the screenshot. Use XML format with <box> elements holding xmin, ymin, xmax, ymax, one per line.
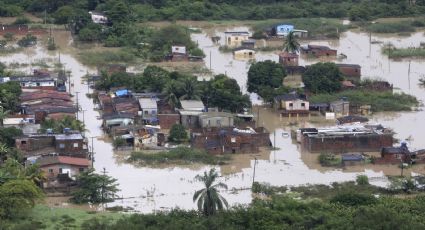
<box><xmin>309</xmin><ymin>90</ymin><xmax>419</xmax><ymax>112</ymax></box>
<box><xmin>3</xmin><ymin>205</ymin><xmax>124</xmax><ymax>230</ymax></box>
<box><xmin>128</xmin><ymin>147</ymin><xmax>231</xmax><ymax>165</ymax></box>
<box><xmin>366</xmin><ymin>21</ymin><xmax>416</xmax><ymax>33</ymax></box>
<box><xmin>383</xmin><ymin>47</ymin><xmax>425</xmax><ymax>58</ymax></box>
<box><xmin>77</xmin><ymin>49</ymin><xmax>137</xmax><ymax>66</ymax></box>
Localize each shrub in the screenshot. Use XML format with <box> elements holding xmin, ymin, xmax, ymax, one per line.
<box><xmin>330</xmin><ymin>192</ymin><xmax>377</xmax><ymax>206</ymax></box>
<box><xmin>12</xmin><ymin>16</ymin><xmax>31</xmax><ymax>25</ymax></box>
<box><xmin>113</xmin><ymin>137</ymin><xmax>126</xmax><ymax>148</ymax></box>
<box><xmin>356</xmin><ymin>175</ymin><xmax>369</xmax><ymax>185</ymax></box>
<box><xmin>367</xmin><ymin>22</ymin><xmax>415</xmax><ymax>33</ymax></box>
<box><xmin>168</xmin><ymin>124</ymin><xmax>187</xmax><ymax>143</ymax></box>
<box><xmin>17</xmin><ymin>34</ymin><xmax>37</xmax><ymax>47</ymax></box>
<box><xmin>318</xmin><ymin>153</ymin><xmax>341</xmax><ymax>167</ymax></box>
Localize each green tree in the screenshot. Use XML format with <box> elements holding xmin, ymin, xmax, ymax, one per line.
<box><xmin>283</xmin><ymin>31</ymin><xmax>300</xmax><ymax>53</ymax></box>
<box><xmin>0</xmin><ymin>127</ymin><xmax>22</xmax><ymax>148</ymax></box>
<box><xmin>180</xmin><ymin>77</ymin><xmax>201</xmax><ymax>100</ymax></box>
<box><xmin>71</xmin><ymin>169</ymin><xmax>119</xmax><ymax>204</ymax></box>
<box><xmin>193</xmin><ymin>168</ymin><xmax>228</xmax><ymax>216</ymax></box>
<box><xmin>247</xmin><ymin>60</ymin><xmax>286</xmax><ymax>97</ymax></box>
<box><xmin>53</xmin><ymin>5</ymin><xmax>75</xmax><ymax>24</ymax></box>
<box><xmin>168</xmin><ymin>124</ymin><xmax>187</xmax><ymax>143</ymax></box>
<box><xmin>302</xmin><ymin>62</ymin><xmax>343</xmax><ymax>94</ymax></box>
<box><xmin>17</xmin><ymin>34</ymin><xmax>37</xmax><ymax>47</ymax></box>
<box><xmin>40</xmin><ymin>116</ymin><xmax>85</xmax><ymax>134</ymax></box>
<box><xmin>0</xmin><ymin>81</ymin><xmax>22</xmax><ymax>112</ymax></box>
<box><xmin>204</xmin><ymin>74</ymin><xmax>251</xmax><ymax>112</ymax></box>
<box><xmin>0</xmin><ymin>107</ymin><xmax>10</xmax><ymax>127</ymax></box>
<box><xmin>356</xmin><ymin>175</ymin><xmax>369</xmax><ymax>185</ymax></box>
<box><xmin>163</xmin><ymin>81</ymin><xmax>180</xmax><ymax>109</ymax></box>
<box><xmin>0</xmin><ymin>179</ymin><xmax>43</xmax><ymax>219</ymax></box>
<box><xmin>142</xmin><ymin>65</ymin><xmax>170</xmax><ymax>92</ymax></box>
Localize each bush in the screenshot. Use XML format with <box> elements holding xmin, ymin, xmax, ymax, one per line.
<box><xmin>128</xmin><ymin>147</ymin><xmax>230</xmax><ymax>165</ymax></box>
<box><xmin>168</xmin><ymin>124</ymin><xmax>187</xmax><ymax>143</ymax></box>
<box><xmin>17</xmin><ymin>34</ymin><xmax>37</xmax><ymax>47</ymax></box>
<box><xmin>112</xmin><ymin>137</ymin><xmax>126</xmax><ymax>149</ymax></box>
<box><xmin>330</xmin><ymin>192</ymin><xmax>377</xmax><ymax>206</ymax></box>
<box><xmin>12</xmin><ymin>16</ymin><xmax>31</xmax><ymax>25</ymax></box>
<box><xmin>318</xmin><ymin>153</ymin><xmax>341</xmax><ymax>167</ymax></box>
<box><xmin>3</xmin><ymin>33</ymin><xmax>14</xmax><ymax>41</ymax></box>
<box><xmin>367</xmin><ymin>22</ymin><xmax>415</xmax><ymax>33</ymax></box>
<box><xmin>356</xmin><ymin>175</ymin><xmax>369</xmax><ymax>185</ymax></box>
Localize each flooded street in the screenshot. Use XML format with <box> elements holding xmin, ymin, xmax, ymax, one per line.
<box><xmin>1</xmin><ymin>26</ymin><xmax>425</xmax><ymax>212</ymax></box>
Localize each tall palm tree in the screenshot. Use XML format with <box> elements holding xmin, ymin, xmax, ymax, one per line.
<box><xmin>180</xmin><ymin>77</ymin><xmax>201</xmax><ymax>100</ymax></box>
<box><xmin>283</xmin><ymin>31</ymin><xmax>300</xmax><ymax>54</ymax></box>
<box><xmin>0</xmin><ymin>107</ymin><xmax>10</xmax><ymax>127</ymax></box>
<box><xmin>0</xmin><ymin>143</ymin><xmax>10</xmax><ymax>162</ymax></box>
<box><xmin>163</xmin><ymin>81</ymin><xmax>180</xmax><ymax>109</ymax></box>
<box><xmin>193</xmin><ymin>168</ymin><xmax>228</xmax><ymax>216</ymax></box>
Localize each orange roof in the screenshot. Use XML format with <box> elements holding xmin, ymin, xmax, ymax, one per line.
<box><xmin>38</xmin><ymin>156</ymin><xmax>90</xmax><ymax>167</ymax></box>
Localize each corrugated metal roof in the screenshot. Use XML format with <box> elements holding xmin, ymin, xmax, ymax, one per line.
<box><xmin>180</xmin><ymin>100</ymin><xmax>205</xmax><ymax>111</ymax></box>
<box><xmin>139</xmin><ymin>98</ymin><xmax>158</xmax><ymax>109</ymax></box>
<box><xmin>37</xmin><ymin>156</ymin><xmax>90</xmax><ymax>167</ymax></box>
<box><xmin>55</xmin><ymin>133</ymin><xmax>84</xmax><ymax>140</ymax></box>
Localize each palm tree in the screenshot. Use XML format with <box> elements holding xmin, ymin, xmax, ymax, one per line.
<box><xmin>0</xmin><ymin>107</ymin><xmax>10</xmax><ymax>127</ymax></box>
<box><xmin>0</xmin><ymin>143</ymin><xmax>10</xmax><ymax>162</ymax></box>
<box><xmin>180</xmin><ymin>77</ymin><xmax>201</xmax><ymax>100</ymax></box>
<box><xmin>163</xmin><ymin>81</ymin><xmax>180</xmax><ymax>109</ymax></box>
<box><xmin>283</xmin><ymin>31</ymin><xmax>300</xmax><ymax>54</ymax></box>
<box><xmin>193</xmin><ymin>168</ymin><xmax>228</xmax><ymax>216</ymax></box>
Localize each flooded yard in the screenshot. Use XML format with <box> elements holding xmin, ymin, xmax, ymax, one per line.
<box><xmin>1</xmin><ymin>26</ymin><xmax>425</xmax><ymax>213</ymax></box>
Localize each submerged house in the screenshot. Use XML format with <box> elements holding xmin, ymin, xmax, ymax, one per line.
<box><xmin>199</xmin><ymin>112</ymin><xmax>234</xmax><ymax>128</ymax></box>
<box><xmin>297</xmin><ymin>124</ymin><xmax>393</xmax><ymax>153</ymax></box>
<box><xmin>336</xmin><ymin>64</ymin><xmax>361</xmax><ymax>82</ymax></box>
<box><xmin>224</xmin><ymin>31</ymin><xmax>250</xmax><ymax>47</ymax></box>
<box><xmin>233</xmin><ymin>47</ymin><xmax>255</xmax><ymax>59</ymax></box>
<box><xmin>273</xmin><ymin>92</ymin><xmax>309</xmax><ymax>116</ymax></box>
<box><xmin>278</xmin><ymin>52</ymin><xmax>306</xmax><ymax>75</ymax></box>
<box><xmin>301</xmin><ymin>45</ymin><xmax>337</xmax><ymax>57</ymax></box>
<box><xmin>139</xmin><ymin>98</ymin><xmax>158</xmax><ymax>125</ymax></box>
<box><xmin>330</xmin><ymin>99</ymin><xmax>350</xmax><ymax>117</ymax></box>
<box><xmin>179</xmin><ymin>100</ymin><xmax>205</xmax><ymax>129</ymax></box>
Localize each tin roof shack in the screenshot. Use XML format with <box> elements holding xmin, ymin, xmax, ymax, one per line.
<box><xmin>98</xmin><ymin>93</ymin><xmax>114</xmax><ymax>114</ymax></box>
<box><xmin>298</xmin><ymin>125</ymin><xmax>393</xmax><ymax>153</ymax></box>
<box><xmin>103</xmin><ymin>113</ymin><xmax>134</xmax><ymax>130</ymax></box>
<box><xmin>15</xmin><ymin>134</ymin><xmax>56</xmax><ymax>155</ymax></box>
<box><xmin>342</xmin><ymin>153</ymin><xmax>365</xmax><ymax>166</ymax></box>
<box><xmin>166</xmin><ymin>45</ymin><xmax>189</xmax><ymax>62</ymax></box>
<box><xmin>336</xmin><ymin>115</ymin><xmax>369</xmax><ymax>125</ymax></box>
<box><xmin>11</xmin><ymin>76</ymin><xmax>57</xmax><ymax>90</ymax></box>
<box><xmin>20</xmin><ymin>91</ymin><xmax>77</xmax><ymax>123</ymax></box>
<box><xmin>336</xmin><ymin>64</ymin><xmax>361</xmax><ymax>82</ymax></box>
<box><xmin>179</xmin><ymin>100</ymin><xmax>205</xmax><ymax>129</ymax></box>
<box><xmin>191</xmin><ymin>127</ymin><xmax>270</xmax><ymax>154</ymax></box>
<box><xmin>301</xmin><ymin>45</ymin><xmax>337</xmax><ymax>57</ymax></box>
<box><xmin>199</xmin><ymin>112</ymin><xmax>234</xmax><ymax>128</ymax></box>
<box><xmin>273</xmin><ymin>92</ymin><xmax>309</xmax><ymax>116</ymax></box>
<box><xmin>55</xmin><ymin>132</ymin><xmax>87</xmax><ymax>157</ymax></box>
<box><xmin>233</xmin><ymin>47</ymin><xmax>255</xmax><ymax>60</ymax></box>
<box><xmin>36</xmin><ymin>155</ymin><xmax>90</xmax><ymax>188</ymax></box>
<box><xmin>112</xmin><ymin>97</ymin><xmax>139</xmax><ymax>116</ymax></box>
<box><xmin>330</xmin><ymin>99</ymin><xmax>350</xmax><ymax>117</ymax></box>
<box><xmin>225</xmin><ymin>31</ymin><xmax>250</xmax><ymax>47</ymax></box>
<box><xmin>139</xmin><ymin>98</ymin><xmax>158</xmax><ymax>125</ymax></box>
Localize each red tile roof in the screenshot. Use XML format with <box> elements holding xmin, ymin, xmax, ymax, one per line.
<box><xmin>37</xmin><ymin>156</ymin><xmax>90</xmax><ymax>167</ymax></box>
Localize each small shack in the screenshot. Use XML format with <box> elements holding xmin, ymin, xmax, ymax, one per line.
<box><xmin>233</xmin><ymin>47</ymin><xmax>255</xmax><ymax>59</ymax></box>
<box><xmin>301</xmin><ymin>45</ymin><xmax>337</xmax><ymax>57</ymax></box>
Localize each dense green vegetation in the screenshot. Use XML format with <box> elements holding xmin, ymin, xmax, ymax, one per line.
<box><xmin>310</xmin><ymin>90</ymin><xmax>419</xmax><ymax>112</ymax></box>
<box><xmin>71</xmin><ymin>169</ymin><xmax>120</xmax><ymax>204</ymax></box>
<box><xmin>302</xmin><ymin>62</ymin><xmax>343</xmax><ymax>94</ymax></box>
<box><xmin>39</xmin><ymin>116</ymin><xmax>85</xmax><ymax>134</ymax></box>
<box><xmin>318</xmin><ymin>153</ymin><xmax>341</xmax><ymax>167</ymax></box>
<box><xmin>168</xmin><ymin>124</ymin><xmax>188</xmax><ymax>143</ymax></box>
<box><xmin>383</xmin><ymin>47</ymin><xmax>425</xmax><ymax>58</ymax></box>
<box><xmin>247</xmin><ymin>60</ymin><xmax>290</xmax><ymax>102</ymax></box>
<box><xmin>366</xmin><ymin>21</ymin><xmax>416</xmax><ymax>33</ymax></box>
<box><xmin>128</xmin><ymin>147</ymin><xmax>231</xmax><ymax>165</ymax></box>
<box><xmin>0</xmin><ymin>81</ymin><xmax>22</xmax><ymax>112</ymax></box>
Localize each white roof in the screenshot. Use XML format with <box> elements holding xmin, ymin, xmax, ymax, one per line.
<box><xmin>180</xmin><ymin>100</ymin><xmax>205</xmax><ymax>111</ymax></box>
<box><xmin>179</xmin><ymin>110</ymin><xmax>203</xmax><ymax>116</ymax></box>
<box><xmin>138</xmin><ymin>98</ymin><xmax>158</xmax><ymax>110</ymax></box>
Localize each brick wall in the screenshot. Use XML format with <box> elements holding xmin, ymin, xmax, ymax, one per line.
<box><xmin>158</xmin><ymin>114</ymin><xmax>180</xmax><ymax>130</ymax></box>
<box><xmin>15</xmin><ymin>136</ymin><xmax>55</xmax><ymax>152</ymax></box>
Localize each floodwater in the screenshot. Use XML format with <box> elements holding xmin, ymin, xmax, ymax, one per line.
<box><xmin>1</xmin><ymin>26</ymin><xmax>424</xmax><ymax>213</ymax></box>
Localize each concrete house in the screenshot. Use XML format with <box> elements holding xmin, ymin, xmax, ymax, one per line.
<box><xmin>301</xmin><ymin>45</ymin><xmax>337</xmax><ymax>57</ymax></box>
<box><xmin>241</xmin><ymin>39</ymin><xmax>256</xmax><ymax>49</ymax></box>
<box><xmin>179</xmin><ymin>100</ymin><xmax>205</xmax><ymax>129</ymax></box>
<box><xmin>139</xmin><ymin>98</ymin><xmax>158</xmax><ymax>124</ymax></box>
<box><xmin>279</xmin><ymin>52</ymin><xmax>299</xmax><ymax>66</ymax></box>
<box><xmin>233</xmin><ymin>47</ymin><xmax>255</xmax><ymax>59</ymax></box>
<box><xmin>199</xmin><ymin>112</ymin><xmax>234</xmax><ymax>128</ymax></box>
<box><xmin>274</xmin><ymin>92</ymin><xmax>309</xmax><ymax>116</ymax></box>
<box><xmin>336</xmin><ymin>64</ymin><xmax>361</xmax><ymax>82</ymax></box>
<box><xmin>55</xmin><ymin>131</ymin><xmax>86</xmax><ymax>155</ymax></box>
<box><xmin>103</xmin><ymin>113</ymin><xmax>134</xmax><ymax>129</ymax></box>
<box><xmin>37</xmin><ymin>156</ymin><xmax>90</xmax><ymax>181</ymax></box>
<box><xmin>224</xmin><ymin>31</ymin><xmax>249</xmax><ymax>47</ymax></box>
<box><xmin>14</xmin><ymin>76</ymin><xmax>57</xmax><ymax>90</ymax></box>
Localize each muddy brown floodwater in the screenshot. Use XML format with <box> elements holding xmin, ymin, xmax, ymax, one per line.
<box><xmin>1</xmin><ymin>26</ymin><xmax>424</xmax><ymax>213</ymax></box>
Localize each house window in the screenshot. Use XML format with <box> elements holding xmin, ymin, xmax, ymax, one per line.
<box><xmin>144</xmin><ymin>110</ymin><xmax>149</xmax><ymax>115</ymax></box>
<box><xmin>301</xmin><ymin>103</ymin><xmax>306</xmax><ymax>107</ymax></box>
<box><xmin>21</xmin><ymin>140</ymin><xmax>27</xmax><ymax>145</ymax></box>
<box><xmin>79</xmin><ymin>168</ymin><xmax>85</xmax><ymax>172</ymax></box>
<box><xmin>48</xmin><ymin>168</ymin><xmax>53</xmax><ymax>173</ymax></box>
<box><xmin>59</xmin><ymin>143</ymin><xmax>65</xmax><ymax>149</ymax></box>
<box><xmin>152</xmin><ymin>110</ymin><xmax>156</xmax><ymax>115</ymax></box>
<box><xmin>235</xmin><ymin>37</ymin><xmax>238</xmax><ymax>40</ymax></box>
<box><xmin>217</xmin><ymin>120</ymin><xmax>221</xmax><ymax>126</ymax></box>
<box><xmin>231</xmin><ymin>137</ymin><xmax>236</xmax><ymax>143</ymax></box>
<box><xmin>73</xmin><ymin>143</ymin><xmax>79</xmax><ymax>148</ymax></box>
<box><xmin>395</xmin><ymin>154</ymin><xmax>401</xmax><ymax>159</ymax></box>
<box><xmin>59</xmin><ymin>168</ymin><xmax>63</xmax><ymax>173</ymax></box>
<box><xmin>36</xmin><ymin>82</ymin><xmax>40</xmax><ymax>86</ymax></box>
<box><xmin>208</xmin><ymin>120</ymin><xmax>211</xmax><ymax>126</ymax></box>
<box><xmin>289</xmin><ymin>103</ymin><xmax>293</xmax><ymax>107</ymax></box>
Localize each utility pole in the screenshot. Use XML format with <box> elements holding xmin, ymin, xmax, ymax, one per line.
<box><xmin>252</xmin><ymin>158</ymin><xmax>258</xmax><ymax>186</ymax></box>
<box><xmin>408</xmin><ymin>60</ymin><xmax>411</xmax><ymax>91</ymax></box>
<box><xmin>209</xmin><ymin>50</ymin><xmax>212</xmax><ymax>70</ymax></box>
<box><xmin>75</xmin><ymin>92</ymin><xmax>80</xmax><ymax>120</ymax></box>
<box><xmin>67</xmin><ymin>70</ymin><xmax>71</xmax><ymax>94</ymax></box>
<box><xmin>89</xmin><ymin>136</ymin><xmax>97</xmax><ymax>168</ymax></box>
<box><xmin>81</xmin><ymin>109</ymin><xmax>86</xmax><ymax>126</ymax></box>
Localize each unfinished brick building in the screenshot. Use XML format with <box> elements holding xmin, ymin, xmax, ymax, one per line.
<box><xmin>191</xmin><ymin>127</ymin><xmax>271</xmax><ymax>154</ymax></box>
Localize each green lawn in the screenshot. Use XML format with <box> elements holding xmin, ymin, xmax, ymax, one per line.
<box><xmin>7</xmin><ymin>205</ymin><xmax>125</xmax><ymax>230</ymax></box>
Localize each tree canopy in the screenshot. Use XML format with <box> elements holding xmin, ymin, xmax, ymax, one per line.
<box><xmin>302</xmin><ymin>62</ymin><xmax>343</xmax><ymax>94</ymax></box>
